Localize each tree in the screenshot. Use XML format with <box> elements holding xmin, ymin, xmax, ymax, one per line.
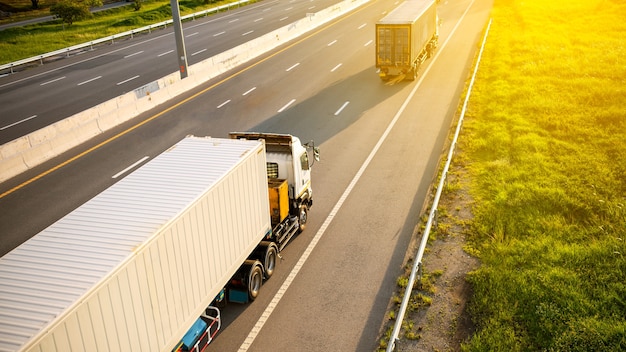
<box><xmin>50</xmin><ymin>0</ymin><xmax>103</xmax><ymax>26</ymax></box>
<box><xmin>31</xmin><ymin>0</ymin><xmax>40</xmax><ymax>9</ymax></box>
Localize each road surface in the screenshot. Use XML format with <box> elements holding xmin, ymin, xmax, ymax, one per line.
<box><xmin>0</xmin><ymin>0</ymin><xmax>492</xmax><ymax>349</ymax></box>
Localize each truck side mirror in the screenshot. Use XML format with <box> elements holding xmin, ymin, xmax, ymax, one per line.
<box><xmin>303</xmin><ymin>141</ymin><xmax>320</xmax><ymax>164</ymax></box>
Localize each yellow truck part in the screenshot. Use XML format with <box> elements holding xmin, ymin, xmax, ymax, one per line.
<box><xmin>268</xmin><ymin>179</ymin><xmax>289</xmax><ymax>226</ymax></box>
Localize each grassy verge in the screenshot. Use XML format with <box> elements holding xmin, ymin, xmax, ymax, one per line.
<box><xmin>0</xmin><ymin>0</ymin><xmax>249</xmax><ymax>64</ymax></box>
<box><xmin>461</xmin><ymin>0</ymin><xmax>626</xmax><ymax>350</ymax></box>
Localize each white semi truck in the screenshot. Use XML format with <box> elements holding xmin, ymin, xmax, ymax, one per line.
<box><xmin>0</xmin><ymin>133</ymin><xmax>319</xmax><ymax>352</ymax></box>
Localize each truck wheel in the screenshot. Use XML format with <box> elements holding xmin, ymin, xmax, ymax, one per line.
<box><xmin>248</xmin><ymin>263</ymin><xmax>263</xmax><ymax>301</ymax></box>
<box><xmin>263</xmin><ymin>243</ymin><xmax>278</xmax><ymax>279</ymax></box>
<box><xmin>408</xmin><ymin>67</ymin><xmax>417</xmax><ymax>81</ymax></box>
<box><xmin>298</xmin><ymin>205</ymin><xmax>308</xmax><ymax>232</ymax></box>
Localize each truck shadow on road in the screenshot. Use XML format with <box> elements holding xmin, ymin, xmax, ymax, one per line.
<box><xmin>246</xmin><ymin>66</ymin><xmax>408</xmax><ymax>147</ymax></box>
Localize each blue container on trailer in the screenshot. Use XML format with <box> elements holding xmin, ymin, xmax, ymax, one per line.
<box><xmin>180</xmin><ymin>317</ymin><xmax>208</xmax><ymax>350</ymax></box>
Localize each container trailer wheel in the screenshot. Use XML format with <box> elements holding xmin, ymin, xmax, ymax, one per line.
<box><xmin>246</xmin><ymin>261</ymin><xmax>263</xmax><ymax>300</ymax></box>
<box><xmin>253</xmin><ymin>242</ymin><xmax>279</xmax><ymax>279</ymax></box>
<box><xmin>263</xmin><ymin>243</ymin><xmax>278</xmax><ymax>279</ymax></box>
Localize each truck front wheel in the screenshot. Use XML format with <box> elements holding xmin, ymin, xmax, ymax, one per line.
<box><xmin>298</xmin><ymin>205</ymin><xmax>308</xmax><ymax>233</ymax></box>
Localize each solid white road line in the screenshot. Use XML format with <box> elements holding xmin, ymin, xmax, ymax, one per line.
<box><xmin>1</xmin><ymin>115</ymin><xmax>37</xmax><ymax>130</ymax></box>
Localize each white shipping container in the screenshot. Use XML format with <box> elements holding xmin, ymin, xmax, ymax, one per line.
<box><xmin>0</xmin><ymin>136</ymin><xmax>271</xmax><ymax>352</ymax></box>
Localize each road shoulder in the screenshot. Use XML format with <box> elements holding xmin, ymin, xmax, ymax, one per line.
<box><xmin>377</xmin><ymin>160</ymin><xmax>479</xmax><ymax>352</ymax></box>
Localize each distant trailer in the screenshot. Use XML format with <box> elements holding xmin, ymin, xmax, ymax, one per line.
<box><xmin>376</xmin><ymin>0</ymin><xmax>439</xmax><ymax>81</ymax></box>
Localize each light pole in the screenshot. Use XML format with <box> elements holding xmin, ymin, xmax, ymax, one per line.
<box><xmin>170</xmin><ymin>0</ymin><xmax>189</xmax><ymax>79</ymax></box>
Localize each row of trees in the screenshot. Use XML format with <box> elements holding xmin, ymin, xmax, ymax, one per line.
<box><xmin>49</xmin><ymin>0</ymin><xmax>142</xmax><ymax>26</ymax></box>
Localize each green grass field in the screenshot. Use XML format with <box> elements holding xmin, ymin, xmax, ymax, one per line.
<box><xmin>0</xmin><ymin>0</ymin><xmax>245</xmax><ymax>64</ymax></box>
<box><xmin>460</xmin><ymin>0</ymin><xmax>626</xmax><ymax>350</ymax></box>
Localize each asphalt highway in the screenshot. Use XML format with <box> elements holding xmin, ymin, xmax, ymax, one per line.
<box><xmin>0</xmin><ymin>0</ymin><xmax>492</xmax><ymax>349</ymax></box>
<box><xmin>0</xmin><ymin>0</ymin><xmax>343</xmax><ymax>145</ymax></box>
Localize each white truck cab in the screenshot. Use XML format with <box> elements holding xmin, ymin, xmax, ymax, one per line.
<box><xmin>230</xmin><ymin>132</ymin><xmax>319</xmax><ymax>231</ymax></box>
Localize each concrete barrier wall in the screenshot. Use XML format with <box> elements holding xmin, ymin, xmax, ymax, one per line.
<box><xmin>0</xmin><ymin>0</ymin><xmax>369</xmax><ymax>184</ymax></box>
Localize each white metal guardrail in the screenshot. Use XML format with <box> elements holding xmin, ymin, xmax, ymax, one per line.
<box><xmin>386</xmin><ymin>18</ymin><xmax>492</xmax><ymax>352</ymax></box>
<box><xmin>0</xmin><ymin>0</ymin><xmax>252</xmax><ymax>74</ymax></box>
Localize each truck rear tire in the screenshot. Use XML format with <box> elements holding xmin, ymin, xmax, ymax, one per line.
<box><xmin>247</xmin><ymin>262</ymin><xmax>263</xmax><ymax>301</ymax></box>
<box><xmin>263</xmin><ymin>243</ymin><xmax>278</xmax><ymax>279</ymax></box>
<box><xmin>253</xmin><ymin>242</ymin><xmax>278</xmax><ymax>279</ymax></box>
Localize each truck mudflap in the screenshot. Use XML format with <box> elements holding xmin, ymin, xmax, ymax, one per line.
<box><xmin>173</xmin><ymin>306</ymin><xmax>221</xmax><ymax>352</ymax></box>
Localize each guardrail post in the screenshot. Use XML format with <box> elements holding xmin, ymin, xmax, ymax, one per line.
<box><xmin>39</xmin><ymin>56</ymin><xmax>44</xmax><ymax>65</ymax></box>
<box><xmin>416</xmin><ymin>261</ymin><xmax>423</xmax><ymax>289</ymax></box>
<box><xmin>66</xmin><ymin>48</ymin><xmax>70</xmax><ymax>58</ymax></box>
<box><xmin>390</xmin><ymin>338</ymin><xmax>398</xmax><ymax>351</ymax></box>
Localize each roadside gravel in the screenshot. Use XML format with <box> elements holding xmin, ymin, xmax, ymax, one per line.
<box><xmin>377</xmin><ymin>161</ymin><xmax>479</xmax><ymax>352</ymax></box>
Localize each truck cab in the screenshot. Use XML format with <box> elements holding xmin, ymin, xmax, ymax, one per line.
<box><xmin>230</xmin><ymin>132</ymin><xmax>319</xmax><ymax>233</ymax></box>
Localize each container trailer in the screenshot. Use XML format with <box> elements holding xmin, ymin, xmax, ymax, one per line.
<box><xmin>0</xmin><ymin>133</ymin><xmax>319</xmax><ymax>352</ymax></box>
<box><xmin>376</xmin><ymin>0</ymin><xmax>439</xmax><ymax>81</ymax></box>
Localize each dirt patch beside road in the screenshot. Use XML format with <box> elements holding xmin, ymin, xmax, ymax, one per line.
<box><xmin>377</xmin><ymin>162</ymin><xmax>479</xmax><ymax>352</ymax></box>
